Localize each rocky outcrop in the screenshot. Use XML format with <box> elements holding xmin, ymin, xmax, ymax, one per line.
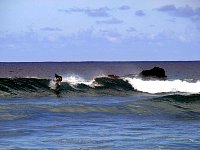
<box><xmin>140</xmin><ymin>67</ymin><xmax>167</xmax><ymax>79</ymax></box>
<box><xmin>108</xmin><ymin>74</ymin><xmax>119</xmax><ymax>79</ymax></box>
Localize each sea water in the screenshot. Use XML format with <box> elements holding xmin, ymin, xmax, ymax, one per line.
<box><xmin>0</xmin><ymin>62</ymin><xmax>200</xmax><ymax>149</ymax></box>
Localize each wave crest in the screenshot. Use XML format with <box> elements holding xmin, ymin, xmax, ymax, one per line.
<box><xmin>125</xmin><ymin>77</ymin><xmax>200</xmax><ymax>94</ymax></box>
<box><xmin>0</xmin><ymin>75</ymin><xmax>200</xmax><ymax>98</ymax></box>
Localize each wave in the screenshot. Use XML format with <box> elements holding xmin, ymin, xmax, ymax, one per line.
<box><xmin>62</xmin><ymin>75</ymin><xmax>94</xmax><ymax>86</ymax></box>
<box><xmin>125</xmin><ymin>77</ymin><xmax>200</xmax><ymax>94</ymax></box>
<box><xmin>0</xmin><ymin>78</ymin><xmax>51</xmax><ymax>97</ymax></box>
<box><xmin>158</xmin><ymin>94</ymin><xmax>200</xmax><ymax>103</ymax></box>
<box><xmin>0</xmin><ymin>76</ymin><xmax>134</xmax><ymax>98</ymax></box>
<box><xmin>0</xmin><ymin>75</ymin><xmax>200</xmax><ymax>98</ymax></box>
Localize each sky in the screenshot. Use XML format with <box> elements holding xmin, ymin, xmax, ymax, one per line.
<box><xmin>1</xmin><ymin>0</ymin><xmax>200</xmax><ymax>62</ymax></box>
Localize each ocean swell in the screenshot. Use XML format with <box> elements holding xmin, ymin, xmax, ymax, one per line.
<box><xmin>0</xmin><ymin>75</ymin><xmax>200</xmax><ymax>98</ymax></box>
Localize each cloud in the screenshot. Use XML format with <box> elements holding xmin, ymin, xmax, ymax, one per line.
<box><xmin>118</xmin><ymin>5</ymin><xmax>131</xmax><ymax>10</ymax></box>
<box><xmin>99</xmin><ymin>30</ymin><xmax>121</xmax><ymax>43</ymax></box>
<box><xmin>58</xmin><ymin>7</ymin><xmax>110</xmax><ymax>17</ymax></box>
<box><xmin>197</xmin><ymin>25</ymin><xmax>200</xmax><ymax>31</ymax></box>
<box><xmin>135</xmin><ymin>10</ymin><xmax>145</xmax><ymax>16</ymax></box>
<box><xmin>149</xmin><ymin>24</ymin><xmax>155</xmax><ymax>27</ymax></box>
<box><xmin>1</xmin><ymin>29</ymin><xmax>200</xmax><ymax>61</ymax></box>
<box><xmin>100</xmin><ymin>29</ymin><xmax>121</xmax><ymax>37</ymax></box>
<box><xmin>40</xmin><ymin>27</ymin><xmax>62</xmax><ymax>31</ymax></box>
<box><xmin>157</xmin><ymin>5</ymin><xmax>176</xmax><ymax>12</ymax></box>
<box><xmin>157</xmin><ymin>5</ymin><xmax>200</xmax><ymax>18</ymax></box>
<box><xmin>191</xmin><ymin>16</ymin><xmax>200</xmax><ymax>22</ymax></box>
<box><xmin>96</xmin><ymin>17</ymin><xmax>123</xmax><ymax>24</ymax></box>
<box><xmin>85</xmin><ymin>7</ymin><xmax>110</xmax><ymax>17</ymax></box>
<box><xmin>58</xmin><ymin>5</ymin><xmax>131</xmax><ymax>18</ymax></box>
<box><xmin>126</xmin><ymin>27</ymin><xmax>136</xmax><ymax>32</ymax></box>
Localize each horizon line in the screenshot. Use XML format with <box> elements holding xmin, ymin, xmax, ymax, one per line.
<box><xmin>0</xmin><ymin>60</ymin><xmax>200</xmax><ymax>63</ymax></box>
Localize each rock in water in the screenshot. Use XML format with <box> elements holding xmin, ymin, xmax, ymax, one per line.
<box><xmin>140</xmin><ymin>67</ymin><xmax>167</xmax><ymax>79</ymax></box>
<box><xmin>108</xmin><ymin>74</ymin><xmax>119</xmax><ymax>79</ymax></box>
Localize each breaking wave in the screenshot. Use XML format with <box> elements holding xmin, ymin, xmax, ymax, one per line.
<box><xmin>125</xmin><ymin>77</ymin><xmax>200</xmax><ymax>94</ymax></box>
<box><xmin>0</xmin><ymin>75</ymin><xmax>200</xmax><ymax>98</ymax></box>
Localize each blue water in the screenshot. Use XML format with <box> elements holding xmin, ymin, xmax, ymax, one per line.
<box><xmin>1</xmin><ymin>62</ymin><xmax>200</xmax><ymax>149</ymax></box>
<box><xmin>0</xmin><ymin>96</ymin><xmax>200</xmax><ymax>149</ymax></box>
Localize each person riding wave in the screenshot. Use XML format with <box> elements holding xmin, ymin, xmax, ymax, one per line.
<box><xmin>54</xmin><ymin>74</ymin><xmax>62</xmax><ymax>85</ymax></box>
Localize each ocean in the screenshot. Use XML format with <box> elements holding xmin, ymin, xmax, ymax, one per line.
<box><xmin>0</xmin><ymin>61</ymin><xmax>200</xmax><ymax>149</ymax></box>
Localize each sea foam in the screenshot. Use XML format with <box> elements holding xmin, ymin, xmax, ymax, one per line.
<box><xmin>62</xmin><ymin>75</ymin><xmax>94</xmax><ymax>86</ymax></box>
<box><xmin>125</xmin><ymin>77</ymin><xmax>200</xmax><ymax>94</ymax></box>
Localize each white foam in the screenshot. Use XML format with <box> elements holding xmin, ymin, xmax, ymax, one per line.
<box><xmin>49</xmin><ymin>80</ymin><xmax>57</xmax><ymax>90</ymax></box>
<box><xmin>62</xmin><ymin>75</ymin><xmax>94</xmax><ymax>86</ymax></box>
<box><xmin>125</xmin><ymin>77</ymin><xmax>200</xmax><ymax>94</ymax></box>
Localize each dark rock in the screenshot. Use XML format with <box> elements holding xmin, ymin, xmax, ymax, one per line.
<box><xmin>140</xmin><ymin>67</ymin><xmax>167</xmax><ymax>79</ymax></box>
<box><xmin>108</xmin><ymin>74</ymin><xmax>119</xmax><ymax>79</ymax></box>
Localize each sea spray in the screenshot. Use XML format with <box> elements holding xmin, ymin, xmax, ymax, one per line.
<box><xmin>49</xmin><ymin>80</ymin><xmax>57</xmax><ymax>90</ymax></box>
<box><xmin>62</xmin><ymin>75</ymin><xmax>94</xmax><ymax>86</ymax></box>
<box><xmin>125</xmin><ymin>77</ymin><xmax>200</xmax><ymax>94</ymax></box>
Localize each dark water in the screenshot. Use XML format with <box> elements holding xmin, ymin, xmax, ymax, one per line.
<box><xmin>0</xmin><ymin>62</ymin><xmax>200</xmax><ymax>149</ymax></box>
<box><xmin>1</xmin><ymin>61</ymin><xmax>200</xmax><ymax>80</ymax></box>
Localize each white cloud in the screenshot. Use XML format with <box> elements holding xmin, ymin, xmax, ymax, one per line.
<box><xmin>96</xmin><ymin>17</ymin><xmax>123</xmax><ymax>24</ymax></box>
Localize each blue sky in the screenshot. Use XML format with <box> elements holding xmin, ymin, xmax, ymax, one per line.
<box><xmin>1</xmin><ymin>0</ymin><xmax>200</xmax><ymax>61</ymax></box>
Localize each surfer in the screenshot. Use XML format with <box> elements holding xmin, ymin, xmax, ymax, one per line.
<box><xmin>54</xmin><ymin>73</ymin><xmax>62</xmax><ymax>85</ymax></box>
